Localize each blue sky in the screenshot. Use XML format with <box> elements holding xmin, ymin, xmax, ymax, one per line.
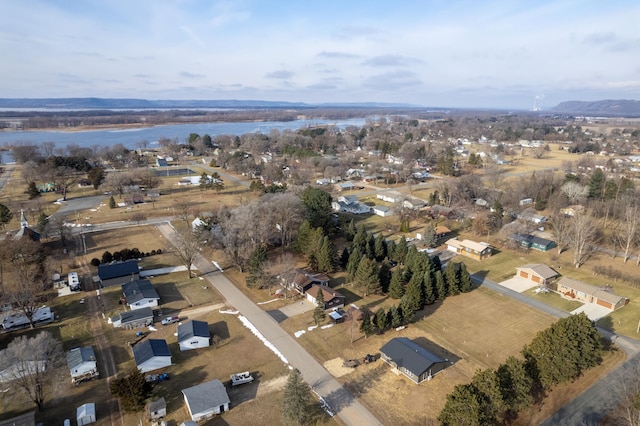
<box><xmin>1</xmin><ymin>0</ymin><xmax>639</xmax><ymax>109</ymax></box>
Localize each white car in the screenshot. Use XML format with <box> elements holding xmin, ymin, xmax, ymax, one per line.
<box><xmin>161</xmin><ymin>316</ymin><xmax>179</xmax><ymax>325</ymax></box>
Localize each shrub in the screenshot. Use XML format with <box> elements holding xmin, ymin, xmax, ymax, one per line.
<box><xmin>90</xmin><ymin>258</ymin><xmax>100</xmax><ymax>267</ymax></box>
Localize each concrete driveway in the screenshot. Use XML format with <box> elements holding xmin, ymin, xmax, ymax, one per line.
<box><xmin>499</xmin><ymin>276</ymin><xmax>536</xmax><ymax>293</ymax></box>
<box><xmin>570</xmin><ymin>304</ymin><xmax>612</xmax><ymax>321</ymax></box>
<box><xmin>278</xmin><ymin>298</ymin><xmax>316</xmax><ymax>318</ymax></box>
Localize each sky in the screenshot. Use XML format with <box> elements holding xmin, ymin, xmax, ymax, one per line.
<box><xmin>1</xmin><ymin>0</ymin><xmax>639</xmax><ymax>109</ymax></box>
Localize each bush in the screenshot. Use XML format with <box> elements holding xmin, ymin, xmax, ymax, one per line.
<box><xmin>90</xmin><ymin>258</ymin><xmax>100</xmax><ymax>267</ymax></box>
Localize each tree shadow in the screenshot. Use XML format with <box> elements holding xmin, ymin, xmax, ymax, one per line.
<box><xmin>412</xmin><ymin>336</ymin><xmax>461</xmax><ymax>365</ymax></box>
<box><xmin>226</xmin><ymin>370</ymin><xmax>263</xmax><ymax>406</ymax></box>
<box><xmin>210</xmin><ymin>321</ymin><xmax>230</xmax><ymax>340</ymax></box>
<box><xmin>334</xmin><ymin>287</ymin><xmax>361</xmax><ymax>305</ymax></box>
<box><xmin>154</xmin><ymin>281</ymin><xmax>185</xmax><ymax>304</ymax></box>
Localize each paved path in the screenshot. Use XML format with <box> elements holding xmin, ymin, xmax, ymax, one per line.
<box><xmin>157</xmin><ymin>223</ymin><xmax>381</xmax><ymax>426</ymax></box>
<box><xmin>473</xmin><ymin>273</ymin><xmax>640</xmax><ymax>424</ymax></box>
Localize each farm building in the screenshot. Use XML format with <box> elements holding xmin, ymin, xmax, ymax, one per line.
<box><xmin>98</xmin><ymin>260</ymin><xmax>140</xmax><ymax>287</ymax></box>
<box><xmin>446</xmin><ymin>238</ymin><xmax>493</xmax><ymax>260</ymax></box>
<box><xmin>122</xmin><ymin>279</ymin><xmax>160</xmax><ymax>310</ymax></box>
<box><xmin>515</xmin><ymin>264</ymin><xmax>559</xmax><ymax>287</ymax></box>
<box><xmin>182</xmin><ymin>379</ymin><xmax>230</xmax><ymax>421</ymax></box>
<box><xmin>511</xmin><ymin>234</ymin><xmax>556</xmax><ymax>252</ymax></box>
<box><xmin>380</xmin><ymin>338</ymin><xmax>449</xmax><ymax>384</ymax></box>
<box><xmin>76</xmin><ymin>403</ymin><xmax>96</xmax><ymax>426</ymax></box>
<box><xmin>178</xmin><ymin>320</ymin><xmax>211</xmax><ymax>351</ymax></box>
<box><xmin>305</xmin><ymin>285</ymin><xmax>346</xmax><ymax>311</ymax></box>
<box><xmin>133</xmin><ymin>339</ymin><xmax>172</xmax><ymax>373</ymax></box>
<box><xmin>109</xmin><ymin>307</ymin><xmax>154</xmax><ymax>329</ymax></box>
<box><xmin>556</xmin><ymin>278</ymin><xmax>629</xmax><ymax>311</ymax></box>
<box><xmin>67</xmin><ymin>346</ymin><xmax>98</xmax><ymax>384</ymax></box>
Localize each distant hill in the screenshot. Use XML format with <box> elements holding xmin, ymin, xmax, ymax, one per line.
<box><xmin>0</xmin><ymin>98</ymin><xmax>416</xmax><ymax>110</ymax></box>
<box><xmin>551</xmin><ymin>99</ymin><xmax>640</xmax><ymax>117</ymax></box>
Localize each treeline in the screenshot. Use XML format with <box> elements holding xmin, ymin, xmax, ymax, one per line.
<box><xmin>438</xmin><ymin>313</ymin><xmax>603</xmax><ymax>425</ymax></box>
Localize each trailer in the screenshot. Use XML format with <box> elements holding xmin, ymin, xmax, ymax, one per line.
<box><xmin>230</xmin><ymin>371</ymin><xmax>254</xmax><ymax>386</ymax></box>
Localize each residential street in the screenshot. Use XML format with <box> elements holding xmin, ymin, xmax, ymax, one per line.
<box><xmin>157</xmin><ymin>223</ymin><xmax>382</xmax><ymax>426</ymax></box>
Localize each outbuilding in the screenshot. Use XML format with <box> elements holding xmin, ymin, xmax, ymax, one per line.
<box><xmin>515</xmin><ymin>264</ymin><xmax>559</xmax><ymax>287</ymax></box>
<box><xmin>178</xmin><ymin>320</ymin><xmax>211</xmax><ymax>351</ymax></box>
<box><xmin>67</xmin><ymin>346</ymin><xmax>98</xmax><ymax>384</ymax></box>
<box><xmin>109</xmin><ymin>307</ymin><xmax>154</xmax><ymax>329</ymax></box>
<box><xmin>182</xmin><ymin>379</ymin><xmax>230</xmax><ymax>421</ymax></box>
<box><xmin>133</xmin><ymin>339</ymin><xmax>172</xmax><ymax>373</ymax></box>
<box><xmin>76</xmin><ymin>403</ymin><xmax>96</xmax><ymax>426</ymax></box>
<box><xmin>98</xmin><ymin>260</ymin><xmax>140</xmax><ymax>287</ymax></box>
<box><xmin>122</xmin><ymin>279</ymin><xmax>160</xmax><ymax>310</ymax></box>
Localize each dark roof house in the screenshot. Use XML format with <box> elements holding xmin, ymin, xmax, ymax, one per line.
<box><xmin>305</xmin><ymin>285</ymin><xmax>345</xmax><ymax>311</ymax></box>
<box><xmin>110</xmin><ymin>306</ymin><xmax>154</xmax><ymax>329</ymax></box>
<box><xmin>133</xmin><ymin>339</ymin><xmax>172</xmax><ymax>373</ymax></box>
<box><xmin>122</xmin><ymin>279</ymin><xmax>160</xmax><ymax>310</ymax></box>
<box><xmin>178</xmin><ymin>320</ymin><xmax>211</xmax><ymax>351</ymax></box>
<box><xmin>380</xmin><ymin>338</ymin><xmax>449</xmax><ymax>384</ymax></box>
<box><xmin>98</xmin><ymin>260</ymin><xmax>140</xmax><ymax>287</ymax></box>
<box><xmin>511</xmin><ymin>234</ymin><xmax>556</xmax><ymax>252</ymax></box>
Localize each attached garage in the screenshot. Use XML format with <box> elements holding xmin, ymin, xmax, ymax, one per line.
<box><xmin>515</xmin><ymin>264</ymin><xmax>558</xmax><ymax>287</ymax></box>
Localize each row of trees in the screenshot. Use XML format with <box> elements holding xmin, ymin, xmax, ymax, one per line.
<box><xmin>438</xmin><ymin>313</ymin><xmax>603</xmax><ymax>425</ymax></box>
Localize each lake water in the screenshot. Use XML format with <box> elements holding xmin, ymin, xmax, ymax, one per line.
<box><xmin>0</xmin><ymin>117</ymin><xmax>368</xmax><ymax>151</ymax></box>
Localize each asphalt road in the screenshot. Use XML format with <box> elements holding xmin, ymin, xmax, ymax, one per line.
<box><xmin>157</xmin><ymin>223</ymin><xmax>382</xmax><ymax>426</ymax></box>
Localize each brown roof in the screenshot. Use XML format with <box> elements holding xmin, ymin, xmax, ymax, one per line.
<box><xmin>307</xmin><ymin>284</ymin><xmax>345</xmax><ymax>302</ymax></box>
<box><xmin>434</xmin><ymin>225</ymin><xmax>451</xmax><ymax>235</ymax></box>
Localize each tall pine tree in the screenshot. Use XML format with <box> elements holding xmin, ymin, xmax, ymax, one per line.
<box><xmin>281</xmin><ymin>368</ymin><xmax>321</xmax><ymax>425</ymax></box>
<box><xmin>313</xmin><ymin>288</ymin><xmax>326</xmax><ymax>326</ymax></box>
<box><xmin>388</xmin><ymin>268</ymin><xmax>405</xmax><ymax>299</ymax></box>
<box><xmin>353</xmin><ymin>258</ymin><xmax>381</xmax><ymax>296</ymax></box>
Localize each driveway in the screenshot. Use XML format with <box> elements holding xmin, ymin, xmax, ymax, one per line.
<box><xmin>277</xmin><ymin>298</ymin><xmax>316</xmax><ymax>319</ymax></box>
<box><xmin>157</xmin><ymin>223</ymin><xmax>381</xmax><ymax>426</ymax></box>
<box><xmin>499</xmin><ymin>276</ymin><xmax>536</xmax><ymax>293</ymax></box>
<box><xmin>570</xmin><ymin>304</ymin><xmax>612</xmax><ymax>322</ymax></box>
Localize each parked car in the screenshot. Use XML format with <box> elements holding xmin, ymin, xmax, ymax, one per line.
<box><xmin>161</xmin><ymin>316</ymin><xmax>179</xmax><ymax>325</ymax></box>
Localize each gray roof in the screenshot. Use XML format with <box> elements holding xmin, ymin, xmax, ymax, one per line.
<box><xmin>133</xmin><ymin>339</ymin><xmax>171</xmax><ymax>366</ymax></box>
<box><xmin>178</xmin><ymin>320</ymin><xmax>210</xmax><ymax>342</ymax></box>
<box><xmin>113</xmin><ymin>307</ymin><xmax>154</xmax><ymax>324</ymax></box>
<box><xmin>518</xmin><ymin>264</ymin><xmax>559</xmax><ymax>280</ymax></box>
<box><xmin>380</xmin><ymin>338</ymin><xmax>445</xmax><ymax>377</ymax></box>
<box><xmin>182</xmin><ymin>379</ymin><xmax>230</xmax><ymax>415</ymax></box>
<box><xmin>66</xmin><ymin>347</ymin><xmax>96</xmax><ymax>370</ymax></box>
<box><xmin>148</xmin><ymin>397</ymin><xmax>166</xmax><ymax>412</ymax></box>
<box><xmin>98</xmin><ymin>260</ymin><xmax>139</xmax><ymax>280</ymax></box>
<box><xmin>122</xmin><ymin>279</ymin><xmax>160</xmax><ymax>304</ymax></box>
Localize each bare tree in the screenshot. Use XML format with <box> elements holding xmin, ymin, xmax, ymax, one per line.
<box><xmin>267</xmin><ymin>193</ymin><xmax>304</xmax><ymax>252</ymax></box>
<box><xmin>0</xmin><ymin>332</ymin><xmax>64</xmax><ymax>410</ymax></box>
<box><xmin>268</xmin><ymin>253</ymin><xmax>297</xmax><ymax>297</ymax></box>
<box><xmin>570</xmin><ymin>212</ymin><xmax>599</xmax><ymax>268</ymax></box>
<box><xmin>175</xmin><ymin>231</ymin><xmax>201</xmax><ymax>279</ymax></box>
<box><xmin>548</xmin><ymin>213</ymin><xmax>572</xmax><ymax>255</ymax></box>
<box><xmin>102</xmin><ymin>171</ymin><xmax>134</xmax><ymax>198</ymax></box>
<box><xmin>561</xmin><ymin>181</ymin><xmax>588</xmax><ymax>204</ymax></box>
<box><xmin>529</xmin><ymin>143</ymin><xmax>547</xmax><ymax>159</ymax></box>
<box><xmin>135</xmin><ymin>168</ymin><xmax>161</xmax><ymax>191</ymax></box>
<box><xmin>174</xmin><ymin>199</ymin><xmax>193</xmax><ymax>223</ymax></box>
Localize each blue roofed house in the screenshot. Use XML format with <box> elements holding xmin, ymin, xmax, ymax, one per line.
<box><xmin>182</xmin><ymin>379</ymin><xmax>230</xmax><ymax>421</ymax></box>
<box><xmin>122</xmin><ymin>280</ymin><xmax>160</xmax><ymax>310</ymax></box>
<box><xmin>177</xmin><ymin>320</ymin><xmax>211</xmax><ymax>351</ymax></box>
<box><xmin>510</xmin><ymin>234</ymin><xmax>556</xmax><ymax>252</ymax></box>
<box><xmin>133</xmin><ymin>339</ymin><xmax>172</xmax><ymax>373</ymax></box>
<box><xmin>98</xmin><ymin>260</ymin><xmax>140</xmax><ymax>287</ymax></box>
<box><xmin>380</xmin><ymin>337</ymin><xmax>449</xmax><ymax>384</ymax></box>
<box><xmin>109</xmin><ymin>306</ymin><xmax>154</xmax><ymax>329</ymax></box>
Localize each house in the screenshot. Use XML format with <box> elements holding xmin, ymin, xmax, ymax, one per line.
<box><xmin>560</xmin><ymin>204</ymin><xmax>585</xmax><ymax>217</ymax></box>
<box><xmin>133</xmin><ymin>339</ymin><xmax>172</xmax><ymax>373</ymax></box>
<box><xmin>0</xmin><ymin>411</ymin><xmax>35</xmax><ymax>426</ymax></box>
<box><xmin>446</xmin><ymin>238</ymin><xmax>493</xmax><ymax>260</ymax></box>
<box><xmin>98</xmin><ymin>260</ymin><xmax>140</xmax><ymax>287</ymax></box>
<box><xmin>306</xmin><ymin>285</ymin><xmax>346</xmax><ymax>311</ymax></box>
<box><xmin>334</xmin><ymin>181</ymin><xmax>355</xmax><ymax>192</ymax></box>
<box><xmin>428</xmin><ymin>205</ymin><xmax>457</xmax><ymax>219</ymax></box>
<box><xmin>182</xmin><ymin>379</ymin><xmax>230</xmax><ymax>421</ymax></box>
<box><xmin>515</xmin><ymin>264</ymin><xmax>559</xmax><ymax>287</ymax></box>
<box><xmin>156</xmin><ymin>157</ymin><xmax>168</xmax><ymax>167</ymax></box>
<box><xmin>2</xmin><ymin>306</ymin><xmax>53</xmax><ymax>330</ymax></box>
<box><xmin>557</xmin><ymin>277</ymin><xmax>629</xmax><ymax>311</ymax></box>
<box><xmin>109</xmin><ymin>306</ymin><xmax>154</xmax><ymax>329</ymax></box>
<box><xmin>516</xmin><ymin>211</ymin><xmax>547</xmax><ymax>224</ymax></box>
<box><xmin>67</xmin><ymin>347</ymin><xmax>98</xmax><ymax>383</ymax></box>
<box><xmin>147</xmin><ymin>397</ymin><xmax>167</xmax><ymax>420</ymax></box>
<box><xmin>372</xmin><ymin>205</ymin><xmax>392</xmax><ymax>217</ymax></box>
<box><xmin>76</xmin><ymin>403</ymin><xmax>96</xmax><ymax>426</ymax></box>
<box><xmin>402</xmin><ymin>197</ymin><xmax>427</xmax><ymax>210</ymax></box>
<box><xmin>68</xmin><ymin>271</ymin><xmax>81</xmax><ymax>291</ymax></box>
<box><xmin>124</xmin><ymin>193</ymin><xmax>144</xmax><ymax>205</ymax></box>
<box><xmin>380</xmin><ymin>338</ymin><xmax>449</xmax><ymax>384</ymax></box>
<box><xmin>377</xmin><ymin>191</ymin><xmax>403</xmax><ymax>204</ymax></box>
<box><xmin>0</xmin><ymin>360</ymin><xmax>46</xmax><ymax>383</ymax></box>
<box><xmin>510</xmin><ymin>234</ymin><xmax>556</xmax><ymax>252</ymax></box>
<box><xmin>434</xmin><ymin>226</ymin><xmax>452</xmax><ymax>239</ymax></box>
<box><xmin>288</xmin><ymin>269</ymin><xmax>331</xmax><ymax>295</ymax></box>
<box><xmin>122</xmin><ymin>279</ymin><xmax>160</xmax><ymax>310</ymax></box>
<box><xmin>332</xmin><ymin>196</ymin><xmax>371</xmax><ymax>215</ymax></box>
<box><xmin>178</xmin><ymin>320</ymin><xmax>211</xmax><ymax>351</ymax></box>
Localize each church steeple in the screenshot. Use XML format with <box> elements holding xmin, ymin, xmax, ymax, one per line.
<box><xmin>20</xmin><ymin>209</ymin><xmax>28</xmax><ymax>229</ymax></box>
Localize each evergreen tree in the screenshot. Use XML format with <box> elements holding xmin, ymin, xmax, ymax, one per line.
<box><xmin>352</xmin><ymin>225</ymin><xmax>368</xmax><ymax>252</ymax></box>
<box><xmin>210</xmin><ymin>171</ymin><xmax>225</xmax><ymax>192</ymax></box>
<box><xmin>0</xmin><ymin>203</ymin><xmax>12</xmax><ymax>230</ymax></box>
<box><xmin>378</xmin><ymin>262</ymin><xmax>392</xmax><ymax>294</ymax></box>
<box><xmin>471</xmin><ymin>368</ymin><xmax>507</xmax><ymax>424</ymax></box>
<box><xmin>423</xmin><ymin>270</ymin><xmax>436</xmax><ymax>305</ymax></box>
<box><xmin>402</xmin><ymin>273</ymin><xmax>424</xmax><ymax>314</ymax></box>
<box><xmin>353</xmin><ymin>258</ymin><xmax>381</xmax><ymax>296</ymax></box>
<box><xmin>422</xmin><ymin>225</ymin><xmax>437</xmax><ymax>247</ymax></box>
<box><xmin>36</xmin><ymin>212</ymin><xmax>48</xmax><ymax>234</ymax></box>
<box><xmin>374</xmin><ymin>308</ymin><xmax>389</xmax><ymax>333</ymax></box>
<box><xmin>497</xmin><ymin>356</ymin><xmax>533</xmax><ymax>413</ymax></box>
<box><xmin>345</xmin><ymin>246</ymin><xmax>363</xmax><ymax>282</ymax></box>
<box><xmin>365</xmin><ymin>233</ymin><xmax>376</xmax><ymax>259</ymax></box>
<box><xmin>359</xmin><ymin>310</ymin><xmax>374</xmax><ymax>338</ymax></box>
<box><xmin>444</xmin><ymin>261</ymin><xmax>461</xmax><ymax>296</ymax></box>
<box><xmin>109</xmin><ymin>195</ymin><xmax>116</xmax><ymax>209</ymax></box>
<box><xmin>246</xmin><ymin>245</ymin><xmax>267</xmax><ymax>288</ymax></box>
<box><xmin>394</xmin><ymin>236</ymin><xmax>408</xmax><ymax>264</ymax></box>
<box><xmin>438</xmin><ymin>383</ymin><xmax>488</xmax><ymax>426</ymax></box>
<box><xmin>110</xmin><ymin>368</ymin><xmax>152</xmax><ymax>412</ymax></box>
<box><xmin>281</xmin><ymin>368</ymin><xmax>321</xmax><ymax>426</ymax></box>
<box><xmin>374</xmin><ymin>233</ymin><xmax>387</xmax><ymax>261</ymax></box>
<box><xmin>339</xmin><ymin>247</ymin><xmax>350</xmax><ymax>270</ymax></box>
<box><xmin>27</xmin><ymin>181</ymin><xmax>40</xmax><ymax>199</ymax></box>
<box><xmin>388</xmin><ymin>268</ymin><xmax>405</xmax><ymax>299</ymax></box>
<box><xmin>307</xmin><ymin>252</ymin><xmax>318</xmax><ymax>272</ymax></box>
<box><xmin>300</xmin><ymin>187</ymin><xmax>333</xmax><ymax>232</ymax></box>
<box><xmin>399</xmin><ymin>298</ymin><xmax>414</xmax><ymax>324</ymax></box>
<box><xmin>313</xmin><ymin>288</ymin><xmax>326</xmax><ymax>326</ymax></box>
<box><xmin>295</xmin><ymin>220</ymin><xmax>314</xmax><ymax>253</ymax></box>
<box><xmin>588</xmin><ymin>168</ymin><xmax>605</xmax><ymax>199</ymax></box>
<box><xmin>386</xmin><ymin>240</ymin><xmax>396</xmax><ymax>262</ymax></box>
<box><xmin>316</xmin><ymin>236</ymin><xmax>335</xmax><ymax>273</ymax></box>
<box><xmin>435</xmin><ymin>270</ymin><xmax>447</xmax><ymax>301</ymax></box>
<box><xmin>431</xmin><ymin>254</ymin><xmax>442</xmax><ymax>274</ymax></box>
<box><xmin>459</xmin><ymin>262</ymin><xmax>473</xmax><ymax>292</ymax></box>
<box><xmin>389</xmin><ymin>305</ymin><xmax>403</xmax><ymax>328</ymax></box>
<box><xmin>346</xmin><ymin>219</ymin><xmax>356</xmax><ymax>241</ymax></box>
<box><xmin>199</xmin><ymin>171</ymin><xmax>212</xmax><ymax>191</ymax></box>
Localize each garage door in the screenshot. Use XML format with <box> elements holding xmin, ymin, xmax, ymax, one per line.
<box><xmin>519</xmin><ymin>271</ymin><xmax>528</xmax><ymax>279</ymax></box>
<box><xmin>532</xmin><ymin>275</ymin><xmax>541</xmax><ymax>284</ymax></box>
<box><xmin>596</xmin><ymin>299</ymin><xmax>613</xmax><ymax>309</ymax></box>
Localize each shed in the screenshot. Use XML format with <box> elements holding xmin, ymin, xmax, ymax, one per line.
<box><xmin>182</xmin><ymin>379</ymin><xmax>230</xmax><ymax>421</ymax></box>
<box><xmin>76</xmin><ymin>403</ymin><xmax>96</xmax><ymax>426</ymax></box>
<box><xmin>373</xmin><ymin>205</ymin><xmax>393</xmax><ymax>217</ymax></box>
<box><xmin>178</xmin><ymin>320</ymin><xmax>211</xmax><ymax>351</ymax></box>
<box><xmin>147</xmin><ymin>397</ymin><xmax>167</xmax><ymax>420</ymax></box>
<box><xmin>110</xmin><ymin>306</ymin><xmax>154</xmax><ymax>329</ymax></box>
<box><xmin>67</xmin><ymin>346</ymin><xmax>98</xmax><ymax>383</ymax></box>
<box><xmin>133</xmin><ymin>339</ymin><xmax>172</xmax><ymax>373</ymax></box>
<box><xmin>380</xmin><ymin>337</ymin><xmax>449</xmax><ymax>384</ymax></box>
<box><xmin>122</xmin><ymin>279</ymin><xmax>160</xmax><ymax>310</ymax></box>
<box><xmin>98</xmin><ymin>260</ymin><xmax>140</xmax><ymax>287</ymax></box>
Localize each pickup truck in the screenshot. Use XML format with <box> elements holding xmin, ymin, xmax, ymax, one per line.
<box><xmin>161</xmin><ymin>316</ymin><xmax>179</xmax><ymax>325</ymax></box>
<box><xmin>230</xmin><ymin>371</ymin><xmax>254</xmax><ymax>386</ymax></box>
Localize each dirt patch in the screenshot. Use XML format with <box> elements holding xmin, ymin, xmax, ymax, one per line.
<box><xmin>324</xmin><ymin>357</ymin><xmax>357</xmax><ymax>378</ymax></box>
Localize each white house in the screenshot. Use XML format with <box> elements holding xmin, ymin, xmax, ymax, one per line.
<box><xmin>331</xmin><ymin>195</ymin><xmax>371</xmax><ymax>215</ymax></box>
<box><xmin>133</xmin><ymin>339</ymin><xmax>172</xmax><ymax>373</ymax></box>
<box><xmin>67</xmin><ymin>347</ymin><xmax>98</xmax><ymax>383</ymax></box>
<box><xmin>373</xmin><ymin>205</ymin><xmax>393</xmax><ymax>217</ymax></box>
<box><xmin>177</xmin><ymin>320</ymin><xmax>211</xmax><ymax>351</ymax></box>
<box><xmin>182</xmin><ymin>379</ymin><xmax>230</xmax><ymax>421</ymax></box>
<box><xmin>122</xmin><ymin>280</ymin><xmax>160</xmax><ymax>310</ymax></box>
<box><xmin>0</xmin><ymin>360</ymin><xmax>46</xmax><ymax>383</ymax></box>
<box><xmin>377</xmin><ymin>191</ymin><xmax>403</xmax><ymax>204</ymax></box>
<box><xmin>76</xmin><ymin>403</ymin><xmax>96</xmax><ymax>426</ymax></box>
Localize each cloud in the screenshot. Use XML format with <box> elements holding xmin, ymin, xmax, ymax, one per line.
<box><xmin>363</xmin><ymin>70</ymin><xmax>422</xmax><ymax>90</ymax></box>
<box><xmin>180</xmin><ymin>72</ymin><xmax>206</xmax><ymax>79</ymax></box>
<box><xmin>361</xmin><ymin>55</ymin><xmax>422</xmax><ymax>67</ymax></box>
<box><xmin>179</xmin><ymin>25</ymin><xmax>207</xmax><ymax>49</ymax></box>
<box><xmin>210</xmin><ymin>2</ymin><xmax>250</xmax><ymax>27</ymax></box>
<box><xmin>316</xmin><ymin>51</ymin><xmax>360</xmax><ymax>59</ymax></box>
<box><xmin>333</xmin><ymin>25</ymin><xmax>382</xmax><ymax>40</ymax></box>
<box><xmin>583</xmin><ymin>32</ymin><xmax>617</xmax><ymax>44</ymax></box>
<box><xmin>265</xmin><ymin>70</ymin><xmax>294</xmax><ymax>79</ymax></box>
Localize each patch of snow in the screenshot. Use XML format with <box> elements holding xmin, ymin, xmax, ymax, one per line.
<box><xmin>219</xmin><ymin>309</ymin><xmax>239</xmax><ymax>315</ymax></box>
<box><xmin>211</xmin><ymin>260</ymin><xmax>224</xmax><ymax>272</ymax></box>
<box><xmin>148</xmin><ymin>326</ymin><xmax>157</xmax><ymax>332</ymax></box>
<box><xmin>239</xmin><ymin>315</ymin><xmax>289</xmax><ymax>365</ymax></box>
<box><xmin>294</xmin><ymin>330</ymin><xmax>306</xmax><ymax>338</ymax></box>
<box><xmin>311</xmin><ymin>388</ymin><xmax>335</xmax><ymax>417</ymax></box>
<box><xmin>307</xmin><ymin>325</ymin><xmax>318</xmax><ymax>331</ymax></box>
<box><xmin>257</xmin><ymin>299</ymin><xmax>280</xmax><ymax>305</ymax></box>
<box><xmin>320</xmin><ymin>323</ymin><xmax>334</xmax><ymax>330</ymax></box>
